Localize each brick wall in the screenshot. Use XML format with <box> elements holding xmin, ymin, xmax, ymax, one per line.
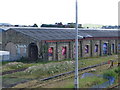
<box><xmin>4</xmin><ymin>30</ymin><xmax>37</xmax><ymax>60</ymax></box>
<box><xmin>47</xmin><ymin>39</ymin><xmax>118</xmax><ymax>61</ymax></box>
<box><xmin>3</xmin><ymin>29</ymin><xmax>119</xmax><ymax>61</ymax></box>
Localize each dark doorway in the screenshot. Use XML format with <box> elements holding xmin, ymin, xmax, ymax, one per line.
<box><xmin>28</xmin><ymin>43</ymin><xmax>38</xmax><ymax>61</ymax></box>
<box><xmin>62</xmin><ymin>46</ymin><xmax>67</xmax><ymax>58</ymax></box>
<box><xmin>103</xmin><ymin>43</ymin><xmax>108</xmax><ymax>55</ymax></box>
<box><xmin>112</xmin><ymin>44</ymin><xmax>115</xmax><ymax>53</ymax></box>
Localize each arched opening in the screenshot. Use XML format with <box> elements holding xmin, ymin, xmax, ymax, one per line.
<box><xmin>5</xmin><ymin>42</ymin><xmax>17</xmax><ymax>60</ymax></box>
<box><xmin>62</xmin><ymin>46</ymin><xmax>67</xmax><ymax>58</ymax></box>
<box><xmin>111</xmin><ymin>44</ymin><xmax>115</xmax><ymax>54</ymax></box>
<box><xmin>48</xmin><ymin>47</ymin><xmax>54</xmax><ymax>61</ymax></box>
<box><xmin>28</xmin><ymin>43</ymin><xmax>38</xmax><ymax>61</ymax></box>
<box><xmin>94</xmin><ymin>44</ymin><xmax>98</xmax><ymax>53</ymax></box>
<box><xmin>103</xmin><ymin>43</ymin><xmax>108</xmax><ymax>55</ymax></box>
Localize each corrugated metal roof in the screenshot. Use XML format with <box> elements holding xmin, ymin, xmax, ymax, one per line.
<box><xmin>8</xmin><ymin>28</ymin><xmax>119</xmax><ymax>41</ymax></box>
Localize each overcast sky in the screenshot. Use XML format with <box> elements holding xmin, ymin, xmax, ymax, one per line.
<box><xmin>0</xmin><ymin>0</ymin><xmax>119</xmax><ymax>25</ymax></box>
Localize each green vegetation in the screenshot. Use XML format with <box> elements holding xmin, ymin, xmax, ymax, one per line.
<box><xmin>43</xmin><ymin>66</ymin><xmax>119</xmax><ymax>88</ymax></box>
<box><xmin>2</xmin><ymin>55</ymin><xmax>118</xmax><ymax>88</ymax></box>
<box><xmin>79</xmin><ymin>76</ymin><xmax>107</xmax><ymax>88</ymax></box>
<box><xmin>103</xmin><ymin>67</ymin><xmax>119</xmax><ymax>78</ymax></box>
<box><xmin>103</xmin><ymin>67</ymin><xmax>119</xmax><ymax>86</ymax></box>
<box><xmin>78</xmin><ymin>55</ymin><xmax>118</xmax><ymax>68</ymax></box>
<box><xmin>56</xmin><ymin>76</ymin><xmax>107</xmax><ymax>88</ymax></box>
<box><xmin>3</xmin><ymin>61</ymin><xmax>74</xmax><ymax>79</ymax></box>
<box><xmin>2</xmin><ymin>55</ymin><xmax>118</xmax><ymax>78</ymax></box>
<box><xmin>2</xmin><ymin>62</ymin><xmax>32</xmax><ymax>72</ymax></box>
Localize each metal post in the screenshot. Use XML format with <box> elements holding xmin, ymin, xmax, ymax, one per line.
<box><xmin>74</xmin><ymin>0</ymin><xmax>79</xmax><ymax>89</ymax></box>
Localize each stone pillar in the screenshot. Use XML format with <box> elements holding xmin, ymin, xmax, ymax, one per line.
<box><xmin>80</xmin><ymin>41</ymin><xmax>83</xmax><ymax>58</ymax></box>
<box><xmin>90</xmin><ymin>40</ymin><xmax>93</xmax><ymax>57</ymax></box>
<box><xmin>56</xmin><ymin>42</ymin><xmax>58</xmax><ymax>61</ymax></box>
<box><xmin>115</xmin><ymin>40</ymin><xmax>118</xmax><ymax>54</ymax></box>
<box><xmin>108</xmin><ymin>40</ymin><xmax>111</xmax><ymax>55</ymax></box>
<box><xmin>99</xmin><ymin>40</ymin><xmax>102</xmax><ymax>56</ymax></box>
<box><xmin>68</xmin><ymin>42</ymin><xmax>71</xmax><ymax>59</ymax></box>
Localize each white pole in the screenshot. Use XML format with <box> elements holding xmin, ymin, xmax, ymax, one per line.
<box><xmin>74</xmin><ymin>0</ymin><xmax>79</xmax><ymax>89</ymax></box>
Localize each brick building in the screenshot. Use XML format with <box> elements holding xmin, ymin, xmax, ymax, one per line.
<box><xmin>2</xmin><ymin>27</ymin><xmax>120</xmax><ymax>61</ymax></box>
<box><xmin>0</xmin><ymin>28</ymin><xmax>4</xmax><ymax>50</ymax></box>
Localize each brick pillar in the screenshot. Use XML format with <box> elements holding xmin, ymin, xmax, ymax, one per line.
<box><xmin>56</xmin><ymin>42</ymin><xmax>58</xmax><ymax>61</ymax></box>
<box><xmin>80</xmin><ymin>41</ymin><xmax>83</xmax><ymax>58</ymax></box>
<box><xmin>99</xmin><ymin>40</ymin><xmax>102</xmax><ymax>56</ymax></box>
<box><xmin>90</xmin><ymin>40</ymin><xmax>93</xmax><ymax>57</ymax></box>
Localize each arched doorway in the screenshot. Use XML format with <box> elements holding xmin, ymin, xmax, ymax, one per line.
<box><xmin>5</xmin><ymin>42</ymin><xmax>17</xmax><ymax>60</ymax></box>
<box><xmin>62</xmin><ymin>46</ymin><xmax>67</xmax><ymax>59</ymax></box>
<box><xmin>103</xmin><ymin>43</ymin><xmax>108</xmax><ymax>55</ymax></box>
<box><xmin>28</xmin><ymin>43</ymin><xmax>38</xmax><ymax>61</ymax></box>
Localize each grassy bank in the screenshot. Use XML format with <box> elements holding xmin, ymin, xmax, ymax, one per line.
<box><xmin>2</xmin><ymin>55</ymin><xmax>118</xmax><ymax>88</ymax></box>
<box><xmin>61</xmin><ymin>76</ymin><xmax>107</xmax><ymax>88</ymax></box>
<box><xmin>43</xmin><ymin>66</ymin><xmax>119</xmax><ymax>88</ymax></box>
<box><xmin>2</xmin><ymin>55</ymin><xmax>118</xmax><ymax>78</ymax></box>
<box><xmin>103</xmin><ymin>66</ymin><xmax>119</xmax><ymax>87</ymax></box>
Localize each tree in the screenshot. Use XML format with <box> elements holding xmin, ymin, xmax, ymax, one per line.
<box><xmin>33</xmin><ymin>23</ymin><xmax>38</xmax><ymax>27</ymax></box>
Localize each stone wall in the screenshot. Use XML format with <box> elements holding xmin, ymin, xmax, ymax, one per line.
<box><xmin>47</xmin><ymin>38</ymin><xmax>119</xmax><ymax>61</ymax></box>
<box><xmin>3</xmin><ymin>29</ymin><xmax>120</xmax><ymax>61</ymax></box>
<box><xmin>47</xmin><ymin>42</ymin><xmax>57</xmax><ymax>61</ymax></box>
<box><xmin>3</xmin><ymin>30</ymin><xmax>37</xmax><ymax>60</ymax></box>
<box><xmin>57</xmin><ymin>42</ymin><xmax>69</xmax><ymax>60</ymax></box>
<box><xmin>91</xmin><ymin>40</ymin><xmax>100</xmax><ymax>57</ymax></box>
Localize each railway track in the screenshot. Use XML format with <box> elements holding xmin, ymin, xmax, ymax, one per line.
<box><xmin>41</xmin><ymin>61</ymin><xmax>108</xmax><ymax>81</ymax></box>
<box><xmin>108</xmin><ymin>84</ymin><xmax>120</xmax><ymax>89</ymax></box>
<box><xmin>13</xmin><ymin>60</ymin><xmax>118</xmax><ymax>88</ymax></box>
<box><xmin>1</xmin><ymin>68</ymin><xmax>28</xmax><ymax>75</ymax></box>
<box><xmin>1</xmin><ymin>59</ymin><xmax>118</xmax><ymax>76</ymax></box>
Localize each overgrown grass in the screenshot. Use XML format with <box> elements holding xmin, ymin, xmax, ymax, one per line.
<box><xmin>3</xmin><ymin>61</ymin><xmax>74</xmax><ymax>79</ymax></box>
<box><xmin>59</xmin><ymin>67</ymin><xmax>119</xmax><ymax>88</ymax></box>
<box><xmin>103</xmin><ymin>68</ymin><xmax>118</xmax><ymax>78</ymax></box>
<box><xmin>43</xmin><ymin>65</ymin><xmax>119</xmax><ymax>88</ymax></box>
<box><xmin>1</xmin><ymin>62</ymin><xmax>33</xmax><ymax>72</ymax></box>
<box><xmin>79</xmin><ymin>76</ymin><xmax>107</xmax><ymax>88</ymax></box>
<box><xmin>3</xmin><ymin>55</ymin><xmax>118</xmax><ymax>79</ymax></box>
<box><xmin>2</xmin><ymin>55</ymin><xmax>118</xmax><ymax>88</ymax></box>
<box><xmin>102</xmin><ymin>66</ymin><xmax>119</xmax><ymax>86</ymax></box>
<box><xmin>78</xmin><ymin>55</ymin><xmax>118</xmax><ymax>68</ymax></box>
<box><xmin>1</xmin><ymin>57</ymin><xmax>72</xmax><ymax>72</ymax></box>
<box><xmin>95</xmin><ymin>66</ymin><xmax>119</xmax><ymax>87</ymax></box>
<box><xmin>62</xmin><ymin>76</ymin><xmax>107</xmax><ymax>88</ymax></box>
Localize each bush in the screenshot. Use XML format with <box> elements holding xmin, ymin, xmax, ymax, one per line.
<box><xmin>103</xmin><ymin>67</ymin><xmax>119</xmax><ymax>79</ymax></box>
<box><xmin>23</xmin><ymin>61</ymin><xmax>75</xmax><ymax>78</ymax></box>
<box><xmin>114</xmin><ymin>66</ymin><xmax>120</xmax><ymax>76</ymax></box>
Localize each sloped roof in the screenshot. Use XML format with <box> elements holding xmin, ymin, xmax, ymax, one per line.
<box><xmin>0</xmin><ymin>29</ymin><xmax>3</xmax><ymax>43</ymax></box>
<box><xmin>0</xmin><ymin>28</ymin><xmax>4</xmax><ymax>32</ymax></box>
<box><xmin>8</xmin><ymin>28</ymin><xmax>119</xmax><ymax>41</ymax></box>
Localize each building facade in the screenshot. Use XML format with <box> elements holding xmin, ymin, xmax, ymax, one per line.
<box><xmin>2</xmin><ymin>28</ymin><xmax>120</xmax><ymax>61</ymax></box>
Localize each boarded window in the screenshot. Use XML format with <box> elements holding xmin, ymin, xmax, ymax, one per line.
<box><xmin>48</xmin><ymin>47</ymin><xmax>53</xmax><ymax>56</ymax></box>
<box><xmin>95</xmin><ymin>44</ymin><xmax>98</xmax><ymax>52</ymax></box>
<box><xmin>62</xmin><ymin>47</ymin><xmax>67</xmax><ymax>55</ymax></box>
<box><xmin>85</xmin><ymin>45</ymin><xmax>89</xmax><ymax>53</ymax></box>
<box><xmin>103</xmin><ymin>43</ymin><xmax>107</xmax><ymax>54</ymax></box>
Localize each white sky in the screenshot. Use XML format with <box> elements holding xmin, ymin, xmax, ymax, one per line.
<box><xmin>0</xmin><ymin>0</ymin><xmax>119</xmax><ymax>25</ymax></box>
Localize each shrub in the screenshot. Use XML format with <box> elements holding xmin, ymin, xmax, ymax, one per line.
<box><xmin>103</xmin><ymin>67</ymin><xmax>119</xmax><ymax>79</ymax></box>
<box><xmin>23</xmin><ymin>61</ymin><xmax>75</xmax><ymax>78</ymax></box>
<box><xmin>114</xmin><ymin>66</ymin><xmax>120</xmax><ymax>76</ymax></box>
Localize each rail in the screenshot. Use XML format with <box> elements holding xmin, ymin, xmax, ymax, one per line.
<box><xmin>41</xmin><ymin>61</ymin><xmax>111</xmax><ymax>81</ymax></box>
<box><xmin>2</xmin><ymin>59</ymin><xmax>118</xmax><ymax>88</ymax></box>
